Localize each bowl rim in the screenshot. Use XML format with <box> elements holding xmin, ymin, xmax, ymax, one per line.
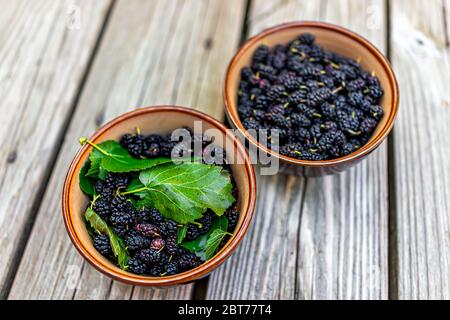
<box><xmin>62</xmin><ymin>105</ymin><xmax>257</xmax><ymax>286</ymax></box>
<box><xmin>224</xmin><ymin>21</ymin><xmax>399</xmax><ymax>167</ymax></box>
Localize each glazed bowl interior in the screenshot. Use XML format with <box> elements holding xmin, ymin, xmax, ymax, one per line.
<box><xmin>63</xmin><ymin>106</ymin><xmax>255</xmax><ymax>286</ymax></box>
<box><xmin>225</xmin><ymin>22</ymin><xmax>398</xmax><ymax>166</ymax></box>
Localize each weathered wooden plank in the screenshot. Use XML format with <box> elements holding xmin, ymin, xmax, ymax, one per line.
<box><xmin>0</xmin><ymin>0</ymin><xmax>112</xmax><ymax>298</ymax></box>
<box><xmin>8</xmin><ymin>0</ymin><xmax>246</xmax><ymax>299</ymax></box>
<box><xmin>206</xmin><ymin>0</ymin><xmax>389</xmax><ymax>299</ymax></box>
<box><xmin>390</xmin><ymin>0</ymin><xmax>450</xmax><ymax>299</ymax></box>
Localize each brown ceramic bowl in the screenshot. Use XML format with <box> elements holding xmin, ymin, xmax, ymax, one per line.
<box><xmin>62</xmin><ymin>106</ymin><xmax>256</xmax><ymax>286</ymax></box>
<box><xmin>224</xmin><ymin>21</ymin><xmax>399</xmax><ymax>176</ymax></box>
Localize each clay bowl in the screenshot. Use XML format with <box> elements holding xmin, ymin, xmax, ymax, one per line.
<box><xmin>224</xmin><ymin>21</ymin><xmax>399</xmax><ymax>176</ymax></box>
<box><xmin>62</xmin><ymin>106</ymin><xmax>256</xmax><ymax>286</ymax></box>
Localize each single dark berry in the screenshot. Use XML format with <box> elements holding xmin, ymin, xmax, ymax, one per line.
<box><xmin>164</xmin><ymin>262</ymin><xmax>178</xmax><ymax>276</ymax></box>
<box><xmin>298</xmin><ymin>33</ymin><xmax>315</xmax><ymax>45</ymax></box>
<box><xmin>185</xmin><ymin>224</ymin><xmax>200</xmax><ymax>241</ymax></box>
<box><xmin>125</xmin><ymin>231</ymin><xmax>150</xmax><ymax>251</ymax></box>
<box><xmin>148</xmin><ymin>265</ymin><xmax>163</xmax><ymax>277</ymax></box>
<box><xmin>252</xmin><ymin>45</ymin><xmax>270</xmax><ymax>63</ymax></box>
<box><xmin>137</xmin><ymin>248</ymin><xmax>163</xmax><ymax>265</ymax></box>
<box><xmin>178</xmin><ymin>251</ymin><xmax>203</xmax><ymax>271</ymax></box>
<box><xmin>370</xmin><ymin>105</ymin><xmax>384</xmax><ymax>120</ymax></box>
<box><xmin>113</xmin><ymin>226</ymin><xmax>129</xmax><ymax>238</ymax></box>
<box><xmin>165</xmin><ymin>233</ymin><xmax>178</xmax><ymax>255</ymax></box>
<box><xmin>197</xmin><ymin>211</ymin><xmax>213</xmax><ymax>235</ymax></box>
<box><xmin>127</xmin><ymin>257</ymin><xmax>146</xmax><ymax>275</ymax></box>
<box><xmin>143</xmin><ymin>142</ymin><xmax>160</xmax><ymax>158</ymax></box>
<box><xmin>290</xmin><ymin>113</ymin><xmax>311</xmax><ymax>127</ymax></box>
<box><xmin>158</xmin><ymin>219</ymin><xmax>179</xmax><ymax>237</ymax></box>
<box><xmin>226</xmin><ymin>205</ymin><xmax>239</xmax><ymax>232</ymax></box>
<box><xmin>359</xmin><ymin>117</ymin><xmax>377</xmax><ymax>134</ymax></box>
<box><xmin>160</xmin><ymin>140</ymin><xmax>178</xmax><ymax>157</ymax></box>
<box><xmin>93</xmin><ymin>198</ymin><xmax>110</xmax><ymax>220</ymax></box>
<box><xmin>93</xmin><ymin>234</ymin><xmax>112</xmax><ymax>256</ymax></box>
<box><xmin>110</xmin><ymin>211</ymin><xmax>134</xmax><ymax>228</ymax></box>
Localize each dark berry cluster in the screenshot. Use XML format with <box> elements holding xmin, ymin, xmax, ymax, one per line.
<box><xmin>87</xmin><ymin>130</ymin><xmax>240</xmax><ymax>277</ymax></box>
<box><xmin>120</xmin><ymin>128</ymin><xmax>216</xmax><ymax>160</ymax></box>
<box><xmin>237</xmin><ymin>33</ymin><xmax>384</xmax><ymax>160</ymax></box>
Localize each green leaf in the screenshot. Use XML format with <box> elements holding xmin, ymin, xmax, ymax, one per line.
<box><xmin>94</xmin><ymin>140</ymin><xmax>173</xmax><ymax>173</ymax></box>
<box><xmin>106</xmin><ymin>227</ymin><xmax>129</xmax><ymax>270</ymax></box>
<box><xmin>181</xmin><ymin>233</ymin><xmax>209</xmax><ymax>252</ymax></box>
<box><xmin>181</xmin><ymin>216</ymin><xmax>229</xmax><ymax>260</ymax></box>
<box><xmin>80</xmin><ymin>138</ymin><xmax>173</xmax><ymax>179</ymax></box>
<box><xmin>84</xmin><ymin>207</ymin><xmax>129</xmax><ymax>270</ymax></box>
<box><xmin>79</xmin><ymin>160</ymin><xmax>95</xmax><ymax>196</ymax></box>
<box><xmin>136</xmin><ymin>162</ymin><xmax>235</xmax><ymax>224</ymax></box>
<box><xmin>177</xmin><ymin>225</ymin><xmax>188</xmax><ymax>244</ymax></box>
<box><xmin>205</xmin><ymin>229</ymin><xmax>229</xmax><ymax>260</ymax></box>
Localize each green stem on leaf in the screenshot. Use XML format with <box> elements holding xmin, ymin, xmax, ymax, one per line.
<box><xmin>119</xmin><ymin>186</ymin><xmax>149</xmax><ymax>196</ymax></box>
<box><xmin>79</xmin><ymin>137</ymin><xmax>111</xmax><ymax>157</ymax></box>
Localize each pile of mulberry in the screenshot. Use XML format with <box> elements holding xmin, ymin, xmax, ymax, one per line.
<box><xmin>237</xmin><ymin>33</ymin><xmax>384</xmax><ymax>160</ymax></box>
<box><xmin>85</xmin><ymin>130</ymin><xmax>241</xmax><ymax>277</ymax></box>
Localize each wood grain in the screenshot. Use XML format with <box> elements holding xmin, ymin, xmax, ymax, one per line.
<box><xmin>206</xmin><ymin>0</ymin><xmax>389</xmax><ymax>300</ymax></box>
<box><xmin>390</xmin><ymin>0</ymin><xmax>450</xmax><ymax>299</ymax></box>
<box><xmin>7</xmin><ymin>0</ymin><xmax>246</xmax><ymax>299</ymax></box>
<box><xmin>0</xmin><ymin>0</ymin><xmax>112</xmax><ymax>298</ymax></box>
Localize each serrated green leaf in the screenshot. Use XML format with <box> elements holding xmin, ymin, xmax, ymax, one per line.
<box><xmin>84</xmin><ymin>207</ymin><xmax>129</xmax><ymax>270</ymax></box>
<box><xmin>79</xmin><ymin>160</ymin><xmax>95</xmax><ymax>196</ymax></box>
<box><xmin>205</xmin><ymin>229</ymin><xmax>229</xmax><ymax>260</ymax></box>
<box><xmin>95</xmin><ymin>140</ymin><xmax>173</xmax><ymax>173</ymax></box>
<box><xmin>137</xmin><ymin>162</ymin><xmax>235</xmax><ymax>224</ymax></box>
<box><xmin>181</xmin><ymin>216</ymin><xmax>229</xmax><ymax>260</ymax></box>
<box><xmin>177</xmin><ymin>225</ymin><xmax>188</xmax><ymax>244</ymax></box>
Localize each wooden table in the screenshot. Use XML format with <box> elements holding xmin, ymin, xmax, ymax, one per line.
<box><xmin>1</xmin><ymin>0</ymin><xmax>449</xmax><ymax>300</ymax></box>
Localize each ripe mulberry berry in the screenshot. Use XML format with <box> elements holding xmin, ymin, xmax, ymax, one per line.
<box><xmin>298</xmin><ymin>33</ymin><xmax>315</xmax><ymax>45</ymax></box>
<box><xmin>148</xmin><ymin>265</ymin><xmax>162</xmax><ymax>277</ymax></box>
<box><xmin>225</xmin><ymin>205</ymin><xmax>239</xmax><ymax>232</ymax></box>
<box><xmin>271</xmin><ymin>113</ymin><xmax>291</xmax><ymax>128</ymax></box>
<box><xmin>252</xmin><ymin>45</ymin><xmax>270</xmax><ymax>63</ymax></box>
<box><xmin>267</xmin><ymin>85</ymin><xmax>286</xmax><ymax>101</ymax></box>
<box><xmin>148</xmin><ymin>208</ymin><xmax>164</xmax><ymax>224</ymax></box>
<box><xmin>290</xmin><ymin>113</ymin><xmax>311</xmax><ymax>127</ymax></box>
<box><xmin>145</xmin><ymin>134</ymin><xmax>163</xmax><ymax>144</ymax></box>
<box><xmin>294</xmin><ymin>103</ymin><xmax>315</xmax><ymax>118</ymax></box>
<box><xmin>185</xmin><ymin>224</ymin><xmax>200</xmax><ymax>241</ymax></box>
<box><xmin>164</xmin><ymin>262</ymin><xmax>178</xmax><ymax>276</ymax></box>
<box><xmin>125</xmin><ymin>231</ymin><xmax>150</xmax><ymax>251</ymax></box>
<box><xmin>178</xmin><ymin>251</ymin><xmax>202</xmax><ymax>271</ymax></box>
<box><xmin>340</xmin><ymin>142</ymin><xmax>357</xmax><ymax>156</ymax></box>
<box><xmin>135</xmin><ymin>223</ymin><xmax>159</xmax><ymax>238</ymax></box>
<box><xmin>241</xmin><ymin>66</ymin><xmax>254</xmax><ymax>81</ymax></box>
<box><xmin>359</xmin><ymin>117</ymin><xmax>377</xmax><ymax>134</ymax></box>
<box><xmin>293</xmin><ymin>128</ymin><xmax>311</xmax><ymax>142</ymax></box>
<box><xmin>137</xmin><ymin>248</ymin><xmax>163</xmax><ymax>265</ymax></box>
<box><xmin>370</xmin><ymin>105</ymin><xmax>384</xmax><ymax>120</ymax></box>
<box><xmin>307</xmin><ymin>87</ymin><xmax>331</xmax><ymax>107</ymax></box>
<box><xmin>113</xmin><ymin>226</ymin><xmax>129</xmax><ymax>238</ymax></box>
<box><xmin>160</xmin><ymin>140</ymin><xmax>178</xmax><ymax>157</ymax></box>
<box><xmin>197</xmin><ymin>212</ymin><xmax>213</xmax><ymax>235</ymax></box>
<box><xmin>93</xmin><ymin>198</ymin><xmax>110</xmax><ymax>220</ymax></box>
<box><xmin>243</xmin><ymin>118</ymin><xmax>263</xmax><ymax>131</ymax></box>
<box><xmin>289</xmin><ymin>90</ymin><xmax>308</xmax><ymax>104</ymax></box>
<box><xmin>127</xmin><ymin>257</ymin><xmax>146</xmax><ymax>275</ymax></box>
<box><xmin>93</xmin><ymin>234</ymin><xmax>112</xmax><ymax>256</ymax></box>
<box><xmin>158</xmin><ymin>220</ymin><xmax>178</xmax><ymax>237</ymax></box>
<box><xmin>346</xmin><ymin>79</ymin><xmax>366</xmax><ymax>92</ymax></box>
<box><xmin>165</xmin><ymin>233</ymin><xmax>178</xmax><ymax>255</ymax></box>
<box><xmin>120</xmin><ymin>134</ymin><xmax>146</xmax><ymax>158</ymax></box>
<box><xmin>264</xmin><ymin>104</ymin><xmax>285</xmax><ymax>122</ymax></box>
<box><xmin>254</xmin><ymin>95</ymin><xmax>270</xmax><ymax>109</ymax></box>
<box><xmin>143</xmin><ymin>142</ymin><xmax>160</xmax><ymax>158</ymax></box>
<box><xmin>110</xmin><ymin>211</ymin><xmax>134</xmax><ymax>228</ymax></box>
